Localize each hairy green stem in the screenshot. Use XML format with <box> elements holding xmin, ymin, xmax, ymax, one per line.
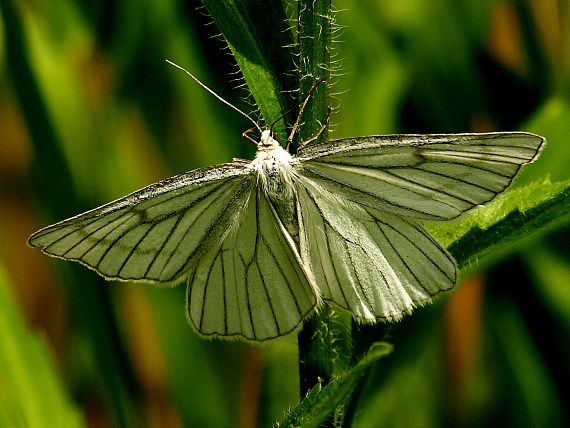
<box><xmin>297</xmin><ymin>0</ymin><xmax>332</xmax><ymax>145</ymax></box>
<box><xmin>297</xmin><ymin>0</ymin><xmax>335</xmax><ymax>401</ymax></box>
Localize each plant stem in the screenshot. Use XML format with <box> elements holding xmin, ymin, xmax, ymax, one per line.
<box><xmin>297</xmin><ymin>0</ymin><xmax>332</xmax><ymax>145</ymax></box>
<box><xmin>342</xmin><ymin>322</ymin><xmax>391</xmax><ymax>427</ymax></box>
<box><xmin>297</xmin><ymin>0</ymin><xmax>334</xmax><ymax>400</ymax></box>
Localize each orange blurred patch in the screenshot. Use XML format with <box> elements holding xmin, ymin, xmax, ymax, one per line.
<box><xmin>119</xmin><ymin>285</ymin><xmax>183</xmax><ymax>428</ymax></box>
<box><xmin>0</xmin><ymin>98</ymin><xmax>32</xmax><ymax>178</ymax></box>
<box><xmin>445</xmin><ymin>275</ymin><xmax>485</xmax><ymax>420</ymax></box>
<box><xmin>239</xmin><ymin>345</ymin><xmax>263</xmax><ymax>428</ymax></box>
<box><xmin>487</xmin><ymin>2</ymin><xmax>525</xmax><ymax>73</ymax></box>
<box><xmin>73</xmin><ymin>47</ymin><xmax>115</xmax><ymax>111</ymax></box>
<box><xmin>530</xmin><ymin>0</ymin><xmax>567</xmax><ymax>69</ymax></box>
<box><xmin>0</xmin><ymin>98</ymin><xmax>69</xmax><ymax>364</ymax></box>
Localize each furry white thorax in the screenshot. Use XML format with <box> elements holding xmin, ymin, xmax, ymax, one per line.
<box><xmin>250</xmin><ymin>129</ymin><xmax>295</xmax><ymax>199</ymax></box>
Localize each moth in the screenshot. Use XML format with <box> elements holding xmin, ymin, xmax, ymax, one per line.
<box><xmin>29</xmin><ymin>64</ymin><xmax>545</xmax><ymax>342</ymax></box>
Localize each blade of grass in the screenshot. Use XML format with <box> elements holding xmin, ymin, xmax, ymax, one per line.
<box><xmin>0</xmin><ymin>268</ymin><xmax>86</xmax><ymax>428</ymax></box>
<box><xmin>0</xmin><ymin>1</ymin><xmax>143</xmax><ymax>426</ymax></box>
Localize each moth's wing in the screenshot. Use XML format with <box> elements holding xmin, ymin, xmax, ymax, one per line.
<box><xmin>294</xmin><ymin>132</ymin><xmax>545</xmax><ymax>220</ymax></box>
<box><xmin>295</xmin><ymin>178</ymin><xmax>456</xmax><ymax>322</ymax></box>
<box><xmin>28</xmin><ymin>163</ymin><xmax>254</xmax><ymax>284</ymax></box>
<box><xmin>187</xmin><ymin>187</ymin><xmax>319</xmax><ymax>342</ymax></box>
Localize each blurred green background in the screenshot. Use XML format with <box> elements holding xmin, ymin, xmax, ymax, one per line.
<box><xmin>1</xmin><ymin>0</ymin><xmax>569</xmax><ymax>427</ymax></box>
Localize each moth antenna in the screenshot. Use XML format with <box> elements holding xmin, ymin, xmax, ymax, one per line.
<box><xmin>166</xmin><ymin>59</ymin><xmax>262</xmax><ymax>134</ymax></box>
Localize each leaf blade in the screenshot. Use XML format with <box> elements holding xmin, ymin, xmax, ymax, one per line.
<box><xmin>200</xmin><ymin>0</ymin><xmax>297</xmax><ymax>141</ymax></box>
<box><xmin>427</xmin><ymin>178</ymin><xmax>570</xmax><ymax>268</ymax></box>
<box><xmin>278</xmin><ymin>342</ymin><xmax>393</xmax><ymax>428</ymax></box>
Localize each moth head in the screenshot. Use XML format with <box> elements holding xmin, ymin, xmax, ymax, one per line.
<box><xmin>259</xmin><ymin>129</ymin><xmax>280</xmax><ymax>149</ymax></box>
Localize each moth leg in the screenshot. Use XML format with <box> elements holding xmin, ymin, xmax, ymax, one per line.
<box><xmin>298</xmin><ymin>106</ymin><xmax>332</xmax><ymax>149</ymax></box>
<box><xmin>286</xmin><ymin>79</ymin><xmax>323</xmax><ymax>150</ymax></box>
<box><xmin>242</xmin><ymin>127</ymin><xmax>259</xmax><ymax>145</ymax></box>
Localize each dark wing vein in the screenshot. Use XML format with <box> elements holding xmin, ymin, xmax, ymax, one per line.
<box><xmin>186</xmin><ymin>187</ymin><xmax>317</xmax><ymax>342</ymax></box>
<box><xmin>294</xmin><ymin>132</ymin><xmax>545</xmax><ymax>221</ymax></box>
<box><xmin>29</xmin><ymin>163</ymin><xmax>253</xmax><ymax>283</ymax></box>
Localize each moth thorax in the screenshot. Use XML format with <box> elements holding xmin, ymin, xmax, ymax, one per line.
<box><xmin>252</xmin><ymin>144</ymin><xmax>293</xmax><ymax>191</ymax></box>
<box><xmin>249</xmin><ymin>147</ymin><xmax>298</xmax><ymax>243</ymax></box>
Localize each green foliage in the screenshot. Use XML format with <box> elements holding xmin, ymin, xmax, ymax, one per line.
<box><xmin>296</xmin><ymin>0</ymin><xmax>332</xmax><ymax>144</ymax></box>
<box><xmin>1</xmin><ymin>0</ymin><xmax>569</xmax><ymax>427</ymax></box>
<box><xmin>0</xmin><ymin>267</ymin><xmax>85</xmax><ymax>428</ymax></box>
<box><xmin>430</xmin><ymin>177</ymin><xmax>570</xmax><ymax>268</ymax></box>
<box><xmin>278</xmin><ymin>343</ymin><xmax>393</xmax><ymax>428</ymax></box>
<box><xmin>201</xmin><ymin>0</ymin><xmax>296</xmax><ymax>141</ymax></box>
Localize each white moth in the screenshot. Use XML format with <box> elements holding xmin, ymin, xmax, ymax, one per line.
<box><xmin>28</xmin><ymin>64</ymin><xmax>545</xmax><ymax>342</ymax></box>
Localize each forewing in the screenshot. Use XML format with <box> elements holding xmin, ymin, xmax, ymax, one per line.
<box><xmin>187</xmin><ymin>187</ymin><xmax>318</xmax><ymax>342</ymax></box>
<box><xmin>294</xmin><ymin>132</ymin><xmax>545</xmax><ymax>220</ymax></box>
<box><xmin>296</xmin><ymin>177</ymin><xmax>456</xmax><ymax>322</ymax></box>
<box><xmin>28</xmin><ymin>163</ymin><xmax>253</xmax><ymax>284</ymax></box>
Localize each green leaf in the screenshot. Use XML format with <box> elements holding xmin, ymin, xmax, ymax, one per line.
<box><xmin>200</xmin><ymin>0</ymin><xmax>297</xmax><ymax>141</ymax></box>
<box><xmin>0</xmin><ymin>267</ymin><xmax>86</xmax><ymax>428</ymax></box>
<box><xmin>427</xmin><ymin>177</ymin><xmax>570</xmax><ymax>268</ymax></box>
<box><xmin>277</xmin><ymin>343</ymin><xmax>393</xmax><ymax>428</ymax></box>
